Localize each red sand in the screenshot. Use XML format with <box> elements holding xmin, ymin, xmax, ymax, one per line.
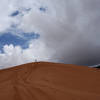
<box><xmin>0</xmin><ymin>62</ymin><xmax>100</xmax><ymax>100</ymax></box>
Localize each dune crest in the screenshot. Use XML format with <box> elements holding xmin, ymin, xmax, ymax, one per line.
<box><xmin>0</xmin><ymin>62</ymin><xmax>100</xmax><ymax>100</ymax></box>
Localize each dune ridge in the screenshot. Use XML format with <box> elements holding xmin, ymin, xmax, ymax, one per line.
<box><xmin>0</xmin><ymin>62</ymin><xmax>100</xmax><ymax>100</ymax></box>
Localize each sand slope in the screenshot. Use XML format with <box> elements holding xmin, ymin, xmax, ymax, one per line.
<box><xmin>0</xmin><ymin>62</ymin><xmax>100</xmax><ymax>100</ymax></box>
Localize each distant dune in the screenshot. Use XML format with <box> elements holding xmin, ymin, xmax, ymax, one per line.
<box><xmin>0</xmin><ymin>62</ymin><xmax>100</xmax><ymax>100</ymax></box>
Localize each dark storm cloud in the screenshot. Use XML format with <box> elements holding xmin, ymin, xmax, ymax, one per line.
<box><xmin>38</xmin><ymin>0</ymin><xmax>100</xmax><ymax>66</ymax></box>
<box><xmin>58</xmin><ymin>0</ymin><xmax>100</xmax><ymax>65</ymax></box>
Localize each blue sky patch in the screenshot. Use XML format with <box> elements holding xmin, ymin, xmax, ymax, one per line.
<box><xmin>10</xmin><ymin>8</ymin><xmax>31</xmax><ymax>18</ymax></box>
<box><xmin>0</xmin><ymin>32</ymin><xmax>40</xmax><ymax>52</ymax></box>
<box><xmin>39</xmin><ymin>7</ymin><xmax>47</xmax><ymax>12</ymax></box>
<box><xmin>10</xmin><ymin>10</ymin><xmax>20</xmax><ymax>17</ymax></box>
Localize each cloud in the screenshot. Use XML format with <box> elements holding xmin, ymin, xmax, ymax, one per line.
<box><xmin>0</xmin><ymin>0</ymin><xmax>100</xmax><ymax>68</ymax></box>
<box><xmin>0</xmin><ymin>40</ymin><xmax>52</xmax><ymax>68</ymax></box>
<box><xmin>19</xmin><ymin>0</ymin><xmax>100</xmax><ymax>66</ymax></box>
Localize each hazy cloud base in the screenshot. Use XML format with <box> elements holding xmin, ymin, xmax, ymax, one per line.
<box><xmin>0</xmin><ymin>0</ymin><xmax>100</xmax><ymax>68</ymax></box>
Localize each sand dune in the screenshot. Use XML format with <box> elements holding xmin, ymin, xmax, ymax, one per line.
<box><xmin>0</xmin><ymin>62</ymin><xmax>100</xmax><ymax>100</ymax></box>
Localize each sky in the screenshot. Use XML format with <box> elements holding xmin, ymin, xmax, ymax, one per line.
<box><xmin>0</xmin><ymin>0</ymin><xmax>100</xmax><ymax>68</ymax></box>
